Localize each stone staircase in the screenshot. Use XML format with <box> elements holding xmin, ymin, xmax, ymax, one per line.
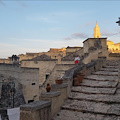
<box><xmin>53</xmin><ymin>62</ymin><xmax>120</xmax><ymax>120</ymax></box>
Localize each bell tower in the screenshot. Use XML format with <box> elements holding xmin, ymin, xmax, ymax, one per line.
<box><xmin>93</xmin><ymin>22</ymin><xmax>101</xmax><ymax>38</ymax></box>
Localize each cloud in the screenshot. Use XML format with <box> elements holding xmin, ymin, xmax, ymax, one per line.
<box><xmin>101</xmin><ymin>30</ymin><xmax>120</xmax><ymax>37</ymax></box>
<box><xmin>72</xmin><ymin>33</ymin><xmax>88</xmax><ymax>39</ymax></box>
<box><xmin>64</xmin><ymin>32</ymin><xmax>88</xmax><ymax>40</ymax></box>
<box><xmin>101</xmin><ymin>31</ymin><xmax>114</xmax><ymax>36</ymax></box>
<box><xmin>64</xmin><ymin>37</ymin><xmax>72</xmax><ymax>40</ymax></box>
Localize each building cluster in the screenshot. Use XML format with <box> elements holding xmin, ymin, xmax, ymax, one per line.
<box><xmin>0</xmin><ymin>23</ymin><xmax>120</xmax><ymax>107</ymax></box>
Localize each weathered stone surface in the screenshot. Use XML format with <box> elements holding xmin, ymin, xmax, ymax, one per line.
<box><xmin>85</xmin><ymin>75</ymin><xmax>119</xmax><ymax>82</ymax></box>
<box><xmin>62</xmin><ymin>99</ymin><xmax>120</xmax><ymax>115</ymax></box>
<box><xmin>53</xmin><ymin>62</ymin><xmax>120</xmax><ymax>120</ymax></box>
<box><xmin>100</xmin><ymin>68</ymin><xmax>119</xmax><ymax>72</ymax></box>
<box><xmin>53</xmin><ymin>110</ymin><xmax>120</xmax><ymax>120</ymax></box>
<box><xmin>116</xmin><ymin>89</ymin><xmax>120</xmax><ymax>94</ymax></box>
<box><xmin>41</xmin><ymin>91</ymin><xmax>61</xmax><ymax>98</ymax></box>
<box><xmin>51</xmin><ymin>83</ymin><xmax>68</xmax><ymax>89</ymax></box>
<box><xmin>20</xmin><ymin>100</ymin><xmax>51</xmax><ymax>111</ymax></box>
<box><xmin>93</xmin><ymin>71</ymin><xmax>118</xmax><ymax>76</ymax></box>
<box><xmin>80</xmin><ymin>79</ymin><xmax>118</xmax><ymax>88</ymax></box>
<box><xmin>103</xmin><ymin>66</ymin><xmax>119</xmax><ymax>68</ymax></box>
<box><xmin>69</xmin><ymin>92</ymin><xmax>120</xmax><ymax>103</ymax></box>
<box><xmin>72</xmin><ymin>86</ymin><xmax>116</xmax><ymax>94</ymax></box>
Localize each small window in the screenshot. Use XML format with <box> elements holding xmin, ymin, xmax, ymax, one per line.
<box><xmin>28</xmin><ymin>100</ymin><xmax>34</xmax><ymax>103</ymax></box>
<box><xmin>46</xmin><ymin>74</ymin><xmax>50</xmax><ymax>80</ymax></box>
<box><xmin>32</xmin><ymin>83</ymin><xmax>35</xmax><ymax>85</ymax></box>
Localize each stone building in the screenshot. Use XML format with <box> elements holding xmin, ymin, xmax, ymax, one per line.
<box><xmin>107</xmin><ymin>40</ymin><xmax>120</xmax><ymax>53</ymax></box>
<box><xmin>0</xmin><ymin>22</ymin><xmax>118</xmax><ymax>110</ymax></box>
<box><xmin>18</xmin><ymin>47</ymin><xmax>66</xmax><ymax>61</ymax></box>
<box><xmin>93</xmin><ymin>22</ymin><xmax>120</xmax><ymax>53</ymax></box>
<box><xmin>66</xmin><ymin>46</ymin><xmax>82</xmax><ymax>56</ymax></box>
<box><xmin>21</xmin><ymin>54</ymin><xmax>57</xmax><ymax>85</ymax></box>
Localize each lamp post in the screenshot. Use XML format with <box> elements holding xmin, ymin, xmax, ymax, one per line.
<box><xmin>9</xmin><ymin>81</ymin><xmax>15</xmax><ymax>108</ymax></box>
<box><xmin>116</xmin><ymin>17</ymin><xmax>120</xmax><ymax>82</ymax></box>
<box><xmin>116</xmin><ymin>18</ymin><xmax>120</xmax><ymax>52</ymax></box>
<box><xmin>116</xmin><ymin>17</ymin><xmax>120</xmax><ymax>26</ymax></box>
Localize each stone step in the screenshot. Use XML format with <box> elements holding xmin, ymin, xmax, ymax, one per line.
<box><xmin>85</xmin><ymin>75</ymin><xmax>119</xmax><ymax>82</ymax></box>
<box><xmin>106</xmin><ymin>62</ymin><xmax>119</xmax><ymax>66</ymax></box>
<box><xmin>103</xmin><ymin>66</ymin><xmax>119</xmax><ymax>69</ymax></box>
<box><xmin>100</xmin><ymin>68</ymin><xmax>119</xmax><ymax>72</ymax></box>
<box><xmin>106</xmin><ymin>61</ymin><xmax>119</xmax><ymax>66</ymax></box>
<box><xmin>53</xmin><ymin>110</ymin><xmax>120</xmax><ymax>120</ymax></box>
<box><xmin>92</xmin><ymin>71</ymin><xmax>118</xmax><ymax>76</ymax></box>
<box><xmin>116</xmin><ymin>89</ymin><xmax>120</xmax><ymax>94</ymax></box>
<box><xmin>80</xmin><ymin>79</ymin><xmax>118</xmax><ymax>88</ymax></box>
<box><xmin>62</xmin><ymin>99</ymin><xmax>120</xmax><ymax>116</ymax></box>
<box><xmin>71</xmin><ymin>86</ymin><xmax>117</xmax><ymax>95</ymax></box>
<box><xmin>107</xmin><ymin>64</ymin><xmax>119</xmax><ymax>66</ymax></box>
<box><xmin>69</xmin><ymin>92</ymin><xmax>120</xmax><ymax>104</ymax></box>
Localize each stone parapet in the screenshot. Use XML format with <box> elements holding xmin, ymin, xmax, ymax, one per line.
<box><xmin>41</xmin><ymin>91</ymin><xmax>61</xmax><ymax>98</ymax></box>
<box><xmin>41</xmin><ymin>91</ymin><xmax>61</xmax><ymax>117</ymax></box>
<box><xmin>51</xmin><ymin>83</ymin><xmax>68</xmax><ymax>89</ymax></box>
<box><xmin>52</xmin><ymin>83</ymin><xmax>69</xmax><ymax>101</ymax></box>
<box><xmin>20</xmin><ymin>100</ymin><xmax>51</xmax><ymax>120</ymax></box>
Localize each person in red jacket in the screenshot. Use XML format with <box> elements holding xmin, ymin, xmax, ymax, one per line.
<box><xmin>74</xmin><ymin>55</ymin><xmax>80</xmax><ymax>64</ymax></box>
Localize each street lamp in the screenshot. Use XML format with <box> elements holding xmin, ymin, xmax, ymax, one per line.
<box><xmin>116</xmin><ymin>18</ymin><xmax>120</xmax><ymax>52</ymax></box>
<box><xmin>116</xmin><ymin>17</ymin><xmax>120</xmax><ymax>26</ymax></box>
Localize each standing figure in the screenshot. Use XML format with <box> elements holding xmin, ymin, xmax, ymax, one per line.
<box><xmin>74</xmin><ymin>55</ymin><xmax>80</xmax><ymax>64</ymax></box>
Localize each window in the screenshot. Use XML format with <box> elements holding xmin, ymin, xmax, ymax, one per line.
<box><xmin>28</xmin><ymin>100</ymin><xmax>34</xmax><ymax>103</ymax></box>
<box><xmin>32</xmin><ymin>83</ymin><xmax>35</xmax><ymax>85</ymax></box>
<box><xmin>46</xmin><ymin>73</ymin><xmax>50</xmax><ymax>80</ymax></box>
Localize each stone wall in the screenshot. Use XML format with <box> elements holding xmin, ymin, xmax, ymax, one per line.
<box><xmin>0</xmin><ymin>59</ymin><xmax>9</xmax><ymax>63</ymax></box>
<box><xmin>83</xmin><ymin>49</ymin><xmax>102</xmax><ymax>64</ymax></box>
<box><xmin>75</xmin><ymin>48</ymin><xmax>84</xmax><ymax>56</ymax></box>
<box><xmin>66</xmin><ymin>46</ymin><xmax>82</xmax><ymax>55</ymax></box>
<box><xmin>39</xmin><ymin>64</ymin><xmax>75</xmax><ymax>95</ymax></box>
<box><xmin>20</xmin><ymin>100</ymin><xmax>51</xmax><ymax>120</ymax></box>
<box><xmin>0</xmin><ymin>64</ymin><xmax>39</xmax><ymax>103</ymax></box>
<box><xmin>83</xmin><ymin>38</ymin><xmax>107</xmax><ymax>54</ymax></box>
<box><xmin>81</xmin><ymin>38</ymin><xmax>108</xmax><ymax>64</ymax></box>
<box><xmin>0</xmin><ymin>82</ymin><xmax>25</xmax><ymax>108</ymax></box>
<box><xmin>44</xmin><ymin>64</ymin><xmax>75</xmax><ymax>84</ymax></box>
<box><xmin>21</xmin><ymin>60</ymin><xmax>57</xmax><ymax>84</ymax></box>
<box><xmin>61</xmin><ymin>61</ymin><xmax>74</xmax><ymax>64</ymax></box>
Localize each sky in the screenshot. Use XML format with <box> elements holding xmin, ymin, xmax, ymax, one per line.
<box><xmin>0</xmin><ymin>0</ymin><xmax>120</xmax><ymax>58</ymax></box>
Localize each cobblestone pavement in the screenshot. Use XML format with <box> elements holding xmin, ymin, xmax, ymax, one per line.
<box><xmin>53</xmin><ymin>62</ymin><xmax>120</xmax><ymax>120</ymax></box>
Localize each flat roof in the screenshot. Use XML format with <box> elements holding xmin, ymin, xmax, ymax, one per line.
<box><xmin>83</xmin><ymin>38</ymin><xmax>107</xmax><ymax>43</ymax></box>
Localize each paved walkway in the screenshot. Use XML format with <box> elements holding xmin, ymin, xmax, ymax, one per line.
<box><xmin>53</xmin><ymin>61</ymin><xmax>120</xmax><ymax>120</ymax></box>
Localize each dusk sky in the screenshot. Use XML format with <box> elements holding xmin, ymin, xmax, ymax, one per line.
<box><xmin>0</xmin><ymin>0</ymin><xmax>120</xmax><ymax>58</ymax></box>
